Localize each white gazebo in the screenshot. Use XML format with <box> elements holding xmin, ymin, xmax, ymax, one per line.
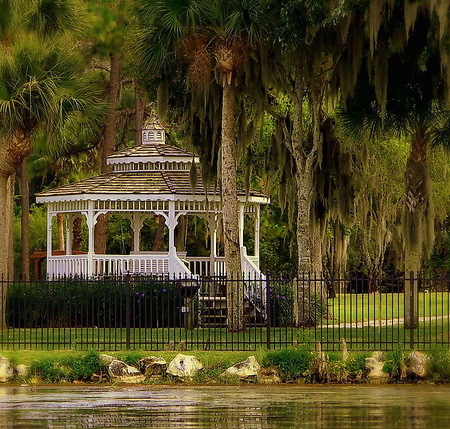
<box><xmin>36</xmin><ymin>121</ymin><xmax>269</xmax><ymax>279</ymax></box>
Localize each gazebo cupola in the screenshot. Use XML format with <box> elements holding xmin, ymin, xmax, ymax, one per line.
<box><xmin>141</xmin><ymin>120</ymin><xmax>165</xmax><ymax>144</ymax></box>
<box><xmin>36</xmin><ymin>120</ymin><xmax>269</xmax><ymax>278</ymax></box>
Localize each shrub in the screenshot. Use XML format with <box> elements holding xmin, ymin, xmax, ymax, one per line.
<box><xmin>427</xmin><ymin>347</ymin><xmax>450</xmax><ymax>382</ymax></box>
<box><xmin>262</xmin><ymin>347</ymin><xmax>314</xmax><ymax>382</ymax></box>
<box><xmin>383</xmin><ymin>346</ymin><xmax>403</xmax><ymax>381</ymax></box>
<box><xmin>268</xmin><ymin>280</ymin><xmax>293</xmax><ymax>326</ymax></box>
<box><xmin>346</xmin><ymin>353</ymin><xmax>371</xmax><ymax>382</ymax></box>
<box><xmin>7</xmin><ymin>277</ymin><xmax>184</xmax><ymax>329</ymax></box>
<box><xmin>308</xmin><ymin>294</ymin><xmax>328</xmax><ymax>326</ymax></box>
<box><xmin>31</xmin><ymin>351</ymin><xmax>101</xmax><ymax>382</ymax></box>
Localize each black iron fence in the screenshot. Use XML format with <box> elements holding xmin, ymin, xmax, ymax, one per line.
<box><xmin>0</xmin><ymin>272</ymin><xmax>449</xmax><ymax>351</ymax></box>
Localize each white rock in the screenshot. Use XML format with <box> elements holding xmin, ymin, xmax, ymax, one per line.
<box><xmin>405</xmin><ymin>351</ymin><xmax>428</xmax><ymax>379</ymax></box>
<box><xmin>0</xmin><ymin>356</ymin><xmax>14</xmax><ymax>382</ymax></box>
<box><xmin>223</xmin><ymin>356</ymin><xmax>260</xmax><ymax>381</ymax></box>
<box><xmin>15</xmin><ymin>364</ymin><xmax>30</xmax><ymax>379</ymax></box>
<box><xmin>108</xmin><ymin>359</ymin><xmax>145</xmax><ymax>383</ymax></box>
<box><xmin>167</xmin><ymin>354</ymin><xmax>203</xmax><ymax>379</ymax></box>
<box><xmin>365</xmin><ymin>352</ymin><xmax>389</xmax><ymax>383</ymax></box>
<box><xmin>138</xmin><ymin>357</ymin><xmax>167</xmax><ymax>377</ymax></box>
<box><xmin>99</xmin><ymin>354</ymin><xmax>115</xmax><ymax>367</ymax></box>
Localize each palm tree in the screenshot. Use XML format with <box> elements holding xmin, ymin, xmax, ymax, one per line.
<box><xmin>0</xmin><ymin>36</ymin><xmax>102</xmax><ymax>319</ymax></box>
<box><xmin>339</xmin><ymin>15</ymin><xmax>450</xmax><ymax>327</ymax></box>
<box><xmin>135</xmin><ymin>0</ymin><xmax>268</xmax><ymax>331</ymax></box>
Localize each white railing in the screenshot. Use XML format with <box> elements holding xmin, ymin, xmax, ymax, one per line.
<box><xmin>48</xmin><ymin>255</ymin><xmax>89</xmax><ymax>277</ymax></box>
<box><xmin>48</xmin><ymin>252</ymin><xmax>196</xmax><ymax>278</ymax></box>
<box><xmin>241</xmin><ymin>247</ymin><xmax>265</xmax><ymax>280</ymax></box>
<box><xmin>169</xmin><ymin>250</ymin><xmax>194</xmax><ymax>278</ymax></box>
<box><xmin>93</xmin><ymin>254</ymin><xmax>170</xmax><ymax>276</ymax></box>
<box><xmin>186</xmin><ymin>257</ymin><xmax>226</xmax><ymax>277</ymax></box>
<box><xmin>241</xmin><ymin>247</ymin><xmax>266</xmax><ymax>318</ymax></box>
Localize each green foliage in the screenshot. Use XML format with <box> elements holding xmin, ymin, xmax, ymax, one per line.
<box><xmin>7</xmin><ymin>277</ymin><xmax>183</xmax><ymax>329</ymax></box>
<box><xmin>427</xmin><ymin>347</ymin><xmax>450</xmax><ymax>382</ymax></box>
<box><xmin>262</xmin><ymin>347</ymin><xmax>315</xmax><ymax>382</ymax></box>
<box><xmin>30</xmin><ymin>350</ymin><xmax>101</xmax><ymax>382</ymax></box>
<box><xmin>114</xmin><ymin>352</ymin><xmax>144</xmax><ymax>368</ymax></box>
<box><xmin>308</xmin><ymin>294</ymin><xmax>328</xmax><ymax>327</ymax></box>
<box><xmin>345</xmin><ymin>353</ymin><xmax>370</xmax><ymax>381</ymax></box>
<box><xmin>383</xmin><ymin>346</ymin><xmax>404</xmax><ymax>381</ymax></box>
<box><xmin>268</xmin><ymin>280</ymin><xmax>293</xmax><ymax>326</ymax></box>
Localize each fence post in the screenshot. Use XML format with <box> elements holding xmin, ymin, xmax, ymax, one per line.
<box><xmin>125</xmin><ymin>273</ymin><xmax>131</xmax><ymax>350</ymax></box>
<box><xmin>266</xmin><ymin>271</ymin><xmax>271</xmax><ymax>350</ymax></box>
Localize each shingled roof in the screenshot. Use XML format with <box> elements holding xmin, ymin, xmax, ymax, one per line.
<box><xmin>107</xmin><ymin>144</ymin><xmax>194</xmax><ymax>160</ymax></box>
<box><xmin>37</xmin><ymin>171</ymin><xmax>266</xmax><ymax>198</ymax></box>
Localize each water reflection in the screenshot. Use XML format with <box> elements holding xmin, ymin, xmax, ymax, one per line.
<box><xmin>0</xmin><ymin>385</ymin><xmax>449</xmax><ymax>428</ymax></box>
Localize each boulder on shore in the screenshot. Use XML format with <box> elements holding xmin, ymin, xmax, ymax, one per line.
<box><xmin>365</xmin><ymin>352</ymin><xmax>389</xmax><ymax>383</ymax></box>
<box><xmin>167</xmin><ymin>354</ymin><xmax>203</xmax><ymax>379</ymax></box>
<box><xmin>138</xmin><ymin>357</ymin><xmax>167</xmax><ymax>379</ymax></box>
<box><xmin>223</xmin><ymin>356</ymin><xmax>260</xmax><ymax>382</ymax></box>
<box><xmin>258</xmin><ymin>367</ymin><xmax>281</xmax><ymax>384</ymax></box>
<box><xmin>99</xmin><ymin>354</ymin><xmax>115</xmax><ymax>367</ymax></box>
<box><xmin>0</xmin><ymin>356</ymin><xmax>14</xmax><ymax>382</ymax></box>
<box><xmin>15</xmin><ymin>364</ymin><xmax>30</xmax><ymax>379</ymax></box>
<box><xmin>405</xmin><ymin>351</ymin><xmax>428</xmax><ymax>380</ymax></box>
<box><xmin>108</xmin><ymin>359</ymin><xmax>145</xmax><ymax>383</ymax></box>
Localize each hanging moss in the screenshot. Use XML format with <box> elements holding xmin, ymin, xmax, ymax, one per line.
<box><xmin>156</xmin><ymin>79</ymin><xmax>169</xmax><ymax>121</ymax></box>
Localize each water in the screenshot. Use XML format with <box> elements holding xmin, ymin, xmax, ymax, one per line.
<box><xmin>0</xmin><ymin>385</ymin><xmax>449</xmax><ymax>428</ymax></box>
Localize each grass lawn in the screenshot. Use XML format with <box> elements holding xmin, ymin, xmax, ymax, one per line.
<box><xmin>0</xmin><ymin>318</ymin><xmax>448</xmax><ymax>352</ymax></box>
<box><xmin>329</xmin><ymin>291</ymin><xmax>450</xmax><ymax>323</ymax></box>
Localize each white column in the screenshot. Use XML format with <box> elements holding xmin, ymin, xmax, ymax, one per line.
<box><xmin>166</xmin><ymin>201</ymin><xmax>177</xmax><ymax>254</ymax></box>
<box><xmin>46</xmin><ymin>206</ymin><xmax>54</xmax><ymax>277</ymax></box>
<box><xmin>131</xmin><ymin>214</ymin><xmax>142</xmax><ymax>253</ymax></box>
<box><xmin>165</xmin><ymin>201</ymin><xmax>178</xmax><ymax>276</ymax></box>
<box><xmin>209</xmin><ymin>213</ymin><xmax>217</xmax><ymax>276</ymax></box>
<box><xmin>238</xmin><ymin>204</ymin><xmax>245</xmax><ymax>248</ymax></box>
<box><xmin>65</xmin><ymin>214</ymin><xmax>74</xmax><ymax>255</ymax></box>
<box><xmin>255</xmin><ymin>205</ymin><xmax>260</xmax><ymax>268</ymax></box>
<box><xmin>86</xmin><ymin>202</ymin><xmax>95</xmax><ymax>277</ymax></box>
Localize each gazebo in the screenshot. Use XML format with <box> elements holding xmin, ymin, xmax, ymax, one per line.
<box><xmin>36</xmin><ymin>121</ymin><xmax>269</xmax><ymax>279</ymax></box>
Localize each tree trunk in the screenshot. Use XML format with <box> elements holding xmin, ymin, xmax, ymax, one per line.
<box><xmin>290</xmin><ymin>73</ymin><xmax>326</xmax><ymax>326</ymax></box>
<box><xmin>403</xmin><ymin>136</ymin><xmax>433</xmax><ymax>328</ymax></box>
<box><xmin>221</xmin><ymin>84</ymin><xmax>243</xmax><ymax>332</ymax></box>
<box><xmin>291</xmin><ymin>82</ymin><xmax>313</xmax><ymax>327</ymax></box>
<box><xmin>19</xmin><ymin>160</ymin><xmax>30</xmax><ymax>281</ymax></box>
<box><xmin>134</xmin><ymin>84</ymin><xmax>145</xmax><ymax>145</ymax></box>
<box><xmin>175</xmin><ymin>216</ymin><xmax>186</xmax><ymax>251</ymax></box>
<box><xmin>73</xmin><ymin>217</ymin><xmax>82</xmax><ymax>252</ymax></box>
<box><xmin>94</xmin><ymin>52</ymin><xmax>121</xmax><ymax>254</ymax></box>
<box><xmin>0</xmin><ymin>175</ymin><xmax>10</xmax><ymax>328</ymax></box>
<box><xmin>152</xmin><ymin>215</ymin><xmax>165</xmax><ymax>251</ymax></box>
<box><xmin>7</xmin><ymin>174</ymin><xmax>14</xmax><ymax>282</ymax></box>
<box><xmin>0</xmin><ymin>131</ymin><xmax>31</xmax><ymax>327</ymax></box>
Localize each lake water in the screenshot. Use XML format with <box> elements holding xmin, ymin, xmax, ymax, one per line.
<box><xmin>0</xmin><ymin>384</ymin><xmax>449</xmax><ymax>428</ymax></box>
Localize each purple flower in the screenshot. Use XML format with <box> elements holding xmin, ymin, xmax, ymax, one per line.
<box><xmin>136</xmin><ymin>292</ymin><xmax>139</xmax><ymax>295</ymax></box>
<box><xmin>163</xmin><ymin>289</ymin><xmax>167</xmax><ymax>292</ymax></box>
<box><xmin>137</xmin><ymin>299</ymin><xmax>141</xmax><ymax>303</ymax></box>
<box><xmin>141</xmin><ymin>293</ymin><xmax>145</xmax><ymax>297</ymax></box>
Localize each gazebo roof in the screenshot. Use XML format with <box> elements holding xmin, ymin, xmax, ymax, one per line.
<box><xmin>107</xmin><ymin>144</ymin><xmax>196</xmax><ymax>163</ymax></box>
<box><xmin>37</xmin><ymin>170</ymin><xmax>266</xmax><ymax>200</ymax></box>
<box><xmin>36</xmin><ymin>121</ymin><xmax>269</xmax><ymax>206</ymax></box>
